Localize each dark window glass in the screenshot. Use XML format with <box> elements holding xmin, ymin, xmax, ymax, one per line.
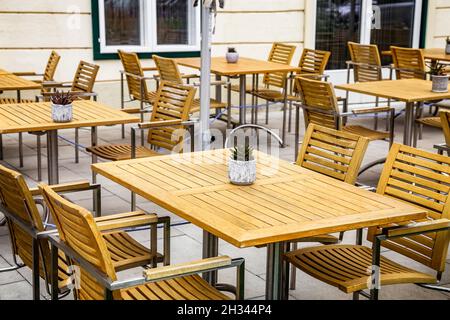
<box><xmin>316</xmin><ymin>0</ymin><xmax>362</xmax><ymax>70</ymax></box>
<box><xmin>157</xmin><ymin>0</ymin><xmax>189</xmax><ymax>45</ymax></box>
<box><xmin>371</xmin><ymin>0</ymin><xmax>416</xmax><ymax>65</ymax></box>
<box><xmin>104</xmin><ymin>0</ymin><xmax>141</xmax><ymax>46</ymax></box>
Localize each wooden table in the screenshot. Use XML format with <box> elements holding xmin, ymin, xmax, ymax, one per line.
<box><xmin>176</xmin><ymin>57</ymin><xmax>301</xmax><ymax>144</ymax></box>
<box><xmin>0</xmin><ymin>73</ymin><xmax>41</xmax><ymax>99</ymax></box>
<box><xmin>336</xmin><ymin>79</ymin><xmax>450</xmax><ymax>146</ymax></box>
<box><xmin>92</xmin><ymin>149</ymin><xmax>426</xmax><ymax>300</ymax></box>
<box><xmin>383</xmin><ymin>48</ymin><xmax>450</xmax><ymax>62</ymax></box>
<box><xmin>0</xmin><ymin>100</ymin><xmax>139</xmax><ymax>184</ymax></box>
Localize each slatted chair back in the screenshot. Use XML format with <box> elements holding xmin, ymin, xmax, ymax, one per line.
<box><xmin>297</xmin><ymin>124</ymin><xmax>369</xmax><ymax>185</ymax></box>
<box><xmin>296</xmin><ymin>77</ymin><xmax>340</xmax><ymax>130</ymax></box>
<box><xmin>147</xmin><ymin>81</ymin><xmax>196</xmax><ymax>152</ymax></box>
<box><xmin>263</xmin><ymin>43</ymin><xmax>296</xmax><ymax>89</ymax></box>
<box><xmin>40</xmin><ymin>51</ymin><xmax>61</xmax><ymax>94</ymax></box>
<box><xmin>370</xmin><ymin>143</ymin><xmax>450</xmax><ymax>273</ymax></box>
<box><xmin>118</xmin><ymin>50</ymin><xmax>149</xmax><ymax>101</ymax></box>
<box><xmin>440</xmin><ymin>110</ymin><xmax>450</xmax><ymax>147</ymax></box>
<box><xmin>0</xmin><ymin>165</ymin><xmax>51</xmax><ymax>279</ymax></box>
<box><xmin>70</xmin><ymin>61</ymin><xmax>99</xmax><ymax>99</ymax></box>
<box><xmin>348</xmin><ymin>42</ymin><xmax>382</xmax><ymax>82</ymax></box>
<box><xmin>390</xmin><ymin>46</ymin><xmax>426</xmax><ymax>80</ymax></box>
<box><xmin>153</xmin><ymin>55</ymin><xmax>183</xmax><ymax>85</ymax></box>
<box><xmin>40</xmin><ymin>184</ymin><xmax>117</xmax><ymax>300</ymax></box>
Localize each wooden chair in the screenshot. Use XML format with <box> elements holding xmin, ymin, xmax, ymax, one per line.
<box><xmin>285</xmin><ymin>143</ymin><xmax>450</xmax><ymax>300</ymax></box>
<box><xmin>118</xmin><ymin>50</ymin><xmax>159</xmax><ymax>139</ymax></box>
<box><xmin>0</xmin><ymin>51</ymin><xmax>61</xmax><ymax>181</ymax></box>
<box><xmin>289</xmin><ymin>124</ymin><xmax>370</xmax><ymax>289</ymax></box>
<box><xmin>153</xmin><ymin>54</ymin><xmax>227</xmax><ymax>114</ymax></box>
<box><xmin>87</xmin><ymin>81</ymin><xmax>197</xmax><ymax>209</ymax></box>
<box><xmin>294</xmin><ymin>77</ymin><xmax>395</xmax><ymax>168</ymax></box>
<box><xmin>39</xmin><ymin>184</ymin><xmax>245</xmax><ymax>300</ymax></box>
<box><xmin>434</xmin><ymin>110</ymin><xmax>450</xmax><ymax>156</ymax></box>
<box><xmin>230</xmin><ymin>43</ymin><xmax>296</xmax><ymax>126</ymax></box>
<box><xmin>347</xmin><ymin>42</ymin><xmax>390</xmax><ymax>131</ymax></box>
<box><xmin>390</xmin><ymin>46</ymin><xmax>426</xmax><ymax>80</ymax></box>
<box><xmin>0</xmin><ymin>164</ymin><xmax>168</xmax><ymax>299</ymax></box>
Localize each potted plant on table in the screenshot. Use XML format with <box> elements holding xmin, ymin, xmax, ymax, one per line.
<box><xmin>228</xmin><ymin>145</ymin><xmax>256</xmax><ymax>185</ymax></box>
<box><xmin>51</xmin><ymin>90</ymin><xmax>73</xmax><ymax>122</ymax></box>
<box><xmin>428</xmin><ymin>62</ymin><xmax>449</xmax><ymax>93</ymax></box>
<box><xmin>226</xmin><ymin>47</ymin><xmax>239</xmax><ymax>64</ymax></box>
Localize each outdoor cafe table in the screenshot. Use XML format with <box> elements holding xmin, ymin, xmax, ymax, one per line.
<box><xmin>382</xmin><ymin>48</ymin><xmax>450</xmax><ymax>62</ymax></box>
<box><xmin>0</xmin><ymin>100</ymin><xmax>139</xmax><ymax>184</ymax></box>
<box><xmin>336</xmin><ymin>78</ymin><xmax>450</xmax><ymax>146</ymax></box>
<box><xmin>91</xmin><ymin>149</ymin><xmax>426</xmax><ymax>300</ymax></box>
<box><xmin>175</xmin><ymin>57</ymin><xmax>301</xmax><ymax>144</ymax></box>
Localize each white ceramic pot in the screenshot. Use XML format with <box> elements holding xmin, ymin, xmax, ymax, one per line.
<box><xmin>51</xmin><ymin>103</ymin><xmax>73</xmax><ymax>122</ymax></box>
<box><xmin>226</xmin><ymin>52</ymin><xmax>239</xmax><ymax>64</ymax></box>
<box><xmin>431</xmin><ymin>75</ymin><xmax>449</xmax><ymax>93</ymax></box>
<box><xmin>228</xmin><ymin>159</ymin><xmax>256</xmax><ymax>185</ymax></box>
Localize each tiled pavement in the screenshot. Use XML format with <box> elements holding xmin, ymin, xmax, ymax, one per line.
<box><xmin>0</xmin><ymin>102</ymin><xmax>449</xmax><ymax>300</ymax></box>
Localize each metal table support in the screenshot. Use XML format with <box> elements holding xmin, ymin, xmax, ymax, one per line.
<box><xmin>403</xmin><ymin>102</ymin><xmax>416</xmax><ymax>146</ymax></box>
<box><xmin>266</xmin><ymin>241</ymin><xmax>289</xmax><ymax>300</ymax></box>
<box><xmin>46</xmin><ymin>130</ymin><xmax>59</xmax><ymax>185</ymax></box>
<box><xmin>202</xmin><ymin>230</ymin><xmax>219</xmax><ymax>285</ymax></box>
<box><xmin>239</xmin><ymin>74</ymin><xmax>247</xmax><ymax>124</ymax></box>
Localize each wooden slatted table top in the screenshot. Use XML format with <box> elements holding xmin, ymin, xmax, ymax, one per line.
<box><xmin>0</xmin><ymin>69</ymin><xmax>10</xmax><ymax>75</ymax></box>
<box><xmin>175</xmin><ymin>57</ymin><xmax>301</xmax><ymax>76</ymax></box>
<box><xmin>92</xmin><ymin>149</ymin><xmax>426</xmax><ymax>248</ymax></box>
<box><xmin>0</xmin><ymin>73</ymin><xmax>41</xmax><ymax>91</ymax></box>
<box><xmin>0</xmin><ymin>100</ymin><xmax>140</xmax><ymax>134</ymax></box>
<box><xmin>335</xmin><ymin>79</ymin><xmax>450</xmax><ymax>103</ymax></box>
<box><xmin>382</xmin><ymin>48</ymin><xmax>450</xmax><ymax>62</ymax></box>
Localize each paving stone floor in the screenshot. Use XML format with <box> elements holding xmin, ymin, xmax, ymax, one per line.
<box><xmin>0</xmin><ymin>103</ymin><xmax>449</xmax><ymax>300</ymax></box>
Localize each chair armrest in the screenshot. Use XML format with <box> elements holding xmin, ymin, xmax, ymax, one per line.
<box><xmin>13</xmin><ymin>72</ymin><xmax>43</xmax><ymax>77</ymax></box>
<box><xmin>120</xmin><ymin>70</ymin><xmax>154</xmax><ymax>81</ymax></box>
<box><xmin>142</xmin><ymin>67</ymin><xmax>158</xmax><ymax>72</ymax></box>
<box><xmin>30</xmin><ymin>180</ymin><xmax>94</xmax><ymax>196</ymax></box>
<box><xmin>121</xmin><ymin>107</ymin><xmax>152</xmax><ymax>114</ymax></box>
<box><xmin>41</xmin><ymin>81</ymin><xmax>66</xmax><ymax>88</ymax></box>
<box><xmin>434</xmin><ymin>143</ymin><xmax>450</xmax><ymax>153</ymax></box>
<box><xmin>384</xmin><ymin>219</ymin><xmax>450</xmax><ymax>238</ymax></box>
<box><xmin>137</xmin><ymin>119</ymin><xmax>197</xmax><ymax>129</ymax></box>
<box><xmin>193</xmin><ymin>80</ymin><xmax>230</xmax><ymax>87</ymax></box>
<box><xmin>345</xmin><ymin>61</ymin><xmax>388</xmax><ymax>71</ymax></box>
<box><xmin>143</xmin><ymin>256</ymin><xmax>231</xmax><ymax>281</ymax></box>
<box><xmin>182</xmin><ymin>73</ymin><xmax>200</xmax><ymax>79</ymax></box>
<box><xmin>341</xmin><ymin>106</ymin><xmax>394</xmax><ymax>117</ymax></box>
<box><xmin>95</xmin><ymin>211</ymin><xmax>159</xmax><ymax>232</ymax></box>
<box><xmin>293</xmin><ymin>73</ymin><xmax>330</xmax><ymax>81</ymax></box>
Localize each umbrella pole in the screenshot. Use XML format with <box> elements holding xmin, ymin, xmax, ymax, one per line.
<box><xmin>199</xmin><ymin>3</ymin><xmax>212</xmax><ymax>150</ymax></box>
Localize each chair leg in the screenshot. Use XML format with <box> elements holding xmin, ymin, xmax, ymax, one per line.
<box><xmin>352</xmin><ymin>291</ymin><xmax>360</xmax><ymax>300</ymax></box>
<box><xmin>75</xmin><ymin>128</ymin><xmax>79</xmax><ymax>163</ymax></box>
<box><xmin>289</xmin><ymin>242</ymin><xmax>298</xmax><ymax>290</ymax></box>
<box><xmin>413</xmin><ymin>123</ymin><xmax>419</xmax><ymax>148</ymax></box>
<box><xmin>288</xmin><ymin>101</ymin><xmax>293</xmax><ymax>133</ymax></box>
<box><xmin>0</xmin><ymin>134</ymin><xmax>3</xmax><ymax>160</ymax></box>
<box><xmin>19</xmin><ymin>133</ymin><xmax>23</xmax><ymax>167</ymax></box>
<box><xmin>37</xmin><ymin>135</ymin><xmax>42</xmax><ymax>181</ymax></box>
<box><xmin>131</xmin><ymin>192</ymin><xmax>136</xmax><ymax>211</ymax></box>
<box><xmin>265</xmin><ymin>101</ymin><xmax>269</xmax><ymax>124</ymax></box>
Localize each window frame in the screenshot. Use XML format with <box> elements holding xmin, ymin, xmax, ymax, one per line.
<box><xmin>91</xmin><ymin>0</ymin><xmax>200</xmax><ymax>60</ymax></box>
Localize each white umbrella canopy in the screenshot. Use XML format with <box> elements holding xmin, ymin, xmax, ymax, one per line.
<box><xmin>193</xmin><ymin>0</ymin><xmax>225</xmax><ymax>150</ymax></box>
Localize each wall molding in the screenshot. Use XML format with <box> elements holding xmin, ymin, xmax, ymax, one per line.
<box><xmin>218</xmin><ymin>9</ymin><xmax>303</xmax><ymax>14</ymax></box>
<box><xmin>0</xmin><ymin>11</ymin><xmax>90</xmax><ymax>15</ymax></box>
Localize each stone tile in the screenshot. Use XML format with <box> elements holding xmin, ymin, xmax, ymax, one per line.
<box><xmin>0</xmin><ymin>256</ymin><xmax>24</xmax><ymax>285</ymax></box>
<box><xmin>0</xmin><ymin>280</ymin><xmax>33</xmax><ymax>300</ymax></box>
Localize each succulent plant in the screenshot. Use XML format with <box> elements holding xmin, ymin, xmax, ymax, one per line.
<box><xmin>227</xmin><ymin>47</ymin><xmax>237</xmax><ymax>53</ymax></box>
<box><xmin>446</xmin><ymin>37</ymin><xmax>450</xmax><ymax>44</ymax></box>
<box><xmin>427</xmin><ymin>62</ymin><xmax>448</xmax><ymax>76</ymax></box>
<box><xmin>50</xmin><ymin>90</ymin><xmax>73</xmax><ymax>106</ymax></box>
<box><xmin>230</xmin><ymin>145</ymin><xmax>254</xmax><ymax>161</ymax></box>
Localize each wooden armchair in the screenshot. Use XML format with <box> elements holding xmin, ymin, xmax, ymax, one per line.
<box><xmin>0</xmin><ymin>50</ymin><xmax>61</xmax><ymax>181</ymax></box>
<box><xmin>0</xmin><ymin>164</ymin><xmax>169</xmax><ymax>300</ymax></box>
<box><xmin>153</xmin><ymin>54</ymin><xmax>228</xmax><ymax>114</ymax></box>
<box><xmin>40</xmin><ymin>184</ymin><xmax>245</xmax><ymax>300</ymax></box>
<box><xmin>434</xmin><ymin>110</ymin><xmax>450</xmax><ymax>156</ymax></box>
<box><xmin>118</xmin><ymin>50</ymin><xmax>159</xmax><ymax>139</ymax></box>
<box><xmin>294</xmin><ymin>77</ymin><xmax>395</xmax><ymax>174</ymax></box>
<box><xmin>288</xmin><ymin>124</ymin><xmax>369</xmax><ymax>289</ymax></box>
<box><xmin>87</xmin><ymin>81</ymin><xmax>197</xmax><ymax>209</ymax></box>
<box><xmin>347</xmin><ymin>42</ymin><xmax>392</xmax><ymax>131</ymax></box>
<box><xmin>285</xmin><ymin>144</ymin><xmax>450</xmax><ymax>300</ymax></box>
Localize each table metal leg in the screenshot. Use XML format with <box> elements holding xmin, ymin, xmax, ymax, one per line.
<box><xmin>239</xmin><ymin>75</ymin><xmax>246</xmax><ymax>125</ymax></box>
<box><xmin>0</xmin><ymin>134</ymin><xmax>3</xmax><ymax>160</ymax></box>
<box><xmin>266</xmin><ymin>242</ymin><xmax>288</xmax><ymax>300</ymax></box>
<box><xmin>91</xmin><ymin>127</ymin><xmax>98</xmax><ymax>184</ymax></box>
<box><xmin>403</xmin><ymin>102</ymin><xmax>415</xmax><ymax>146</ymax></box>
<box><xmin>19</xmin><ymin>132</ymin><xmax>23</xmax><ymax>167</ymax></box>
<box><xmin>202</xmin><ymin>230</ymin><xmax>218</xmax><ymax>285</ymax></box>
<box><xmin>47</xmin><ymin>130</ymin><xmax>59</xmax><ymax>185</ymax></box>
<box><xmin>215</xmin><ymin>74</ymin><xmax>222</xmax><ymax>119</ymax></box>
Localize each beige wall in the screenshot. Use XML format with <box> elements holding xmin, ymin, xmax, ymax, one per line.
<box><xmin>425</xmin><ymin>0</ymin><xmax>450</xmax><ymax>48</ymax></box>
<box><xmin>0</xmin><ymin>0</ymin><xmax>305</xmax><ymax>107</ymax></box>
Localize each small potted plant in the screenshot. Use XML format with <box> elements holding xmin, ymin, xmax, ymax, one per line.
<box><xmin>428</xmin><ymin>62</ymin><xmax>449</xmax><ymax>93</ymax></box>
<box><xmin>51</xmin><ymin>91</ymin><xmax>73</xmax><ymax>122</ymax></box>
<box><xmin>226</xmin><ymin>47</ymin><xmax>239</xmax><ymax>63</ymax></box>
<box><xmin>446</xmin><ymin>37</ymin><xmax>450</xmax><ymax>54</ymax></box>
<box><xmin>228</xmin><ymin>145</ymin><xmax>256</xmax><ymax>185</ymax></box>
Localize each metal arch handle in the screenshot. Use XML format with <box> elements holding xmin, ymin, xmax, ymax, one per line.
<box><xmin>224</xmin><ymin>124</ymin><xmax>284</xmax><ymax>149</ymax></box>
